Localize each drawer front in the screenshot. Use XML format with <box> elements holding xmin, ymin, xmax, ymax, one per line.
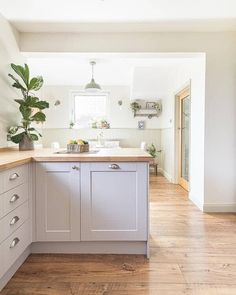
<box><xmin>2</xmin><ymin>183</ymin><xmax>29</xmax><ymax>217</ymax></box>
<box><xmin>88</xmin><ymin>162</ymin><xmax>137</xmax><ymax>172</ymax></box>
<box><xmin>0</xmin><ymin>201</ymin><xmax>29</xmax><ymax>244</ymax></box>
<box><xmin>2</xmin><ymin>220</ymin><xmax>30</xmax><ymax>275</ymax></box>
<box><xmin>3</xmin><ymin>165</ymin><xmax>29</xmax><ymax>192</ymax></box>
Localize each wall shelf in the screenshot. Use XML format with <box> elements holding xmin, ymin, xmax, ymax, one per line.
<box><xmin>131</xmin><ymin>100</ymin><xmax>162</xmax><ymax>119</ymax></box>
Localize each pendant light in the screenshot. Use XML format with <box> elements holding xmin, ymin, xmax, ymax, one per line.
<box><xmin>85</xmin><ymin>61</ymin><xmax>101</xmax><ymax>91</ymax></box>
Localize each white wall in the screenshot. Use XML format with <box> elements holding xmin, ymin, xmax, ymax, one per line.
<box><xmin>41</xmin><ymin>85</ymin><xmax>163</xmax><ymax>129</ymax></box>
<box><xmin>40</xmin><ymin>84</ymin><xmax>162</xmax><ymax>164</ymax></box>
<box><xmin>20</xmin><ymin>31</ymin><xmax>236</xmax><ymax>211</ymax></box>
<box><xmin>161</xmin><ymin>58</ymin><xmax>206</xmax><ymax>209</ymax></box>
<box><xmin>0</xmin><ymin>14</ymin><xmax>24</xmax><ymax>147</ymax></box>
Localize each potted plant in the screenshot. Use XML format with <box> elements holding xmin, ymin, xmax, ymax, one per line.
<box><xmin>153</xmin><ymin>101</ymin><xmax>162</xmax><ymax>112</ymax></box>
<box><xmin>146</xmin><ymin>143</ymin><xmax>161</xmax><ymax>163</ymax></box>
<box><xmin>130</xmin><ymin>101</ymin><xmax>141</xmax><ymax>116</ymax></box>
<box><xmin>7</xmin><ymin>63</ymin><xmax>49</xmax><ymax>151</ymax></box>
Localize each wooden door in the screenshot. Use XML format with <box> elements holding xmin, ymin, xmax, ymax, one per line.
<box><xmin>178</xmin><ymin>87</ymin><xmax>191</xmax><ymax>191</ymax></box>
<box><xmin>81</xmin><ymin>162</ymin><xmax>148</xmax><ymax>241</ymax></box>
<box><xmin>36</xmin><ymin>162</ymin><xmax>80</xmax><ymax>241</ymax></box>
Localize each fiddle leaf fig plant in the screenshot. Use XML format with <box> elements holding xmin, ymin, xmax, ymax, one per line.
<box><xmin>7</xmin><ymin>63</ymin><xmax>49</xmax><ymax>149</ymax></box>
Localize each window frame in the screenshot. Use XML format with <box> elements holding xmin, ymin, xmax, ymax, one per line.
<box><xmin>70</xmin><ymin>91</ymin><xmax>109</xmax><ymax>128</ymax></box>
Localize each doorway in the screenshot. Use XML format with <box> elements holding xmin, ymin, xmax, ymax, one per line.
<box><xmin>176</xmin><ymin>86</ymin><xmax>191</xmax><ymax>191</ymax></box>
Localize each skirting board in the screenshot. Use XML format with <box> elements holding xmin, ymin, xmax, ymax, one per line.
<box><xmin>158</xmin><ymin>168</ymin><xmax>173</xmax><ymax>183</ymax></box>
<box><xmin>203</xmin><ymin>203</ymin><xmax>236</xmax><ymax>213</ymax></box>
<box><xmin>189</xmin><ymin>193</ymin><xmax>204</xmax><ymax>211</ymax></box>
<box><xmin>31</xmin><ymin>241</ymin><xmax>147</xmax><ymax>255</ymax></box>
<box><xmin>0</xmin><ymin>246</ymin><xmax>31</xmax><ymax>291</ymax></box>
<box><xmin>189</xmin><ymin>193</ymin><xmax>236</xmax><ymax>212</ymax></box>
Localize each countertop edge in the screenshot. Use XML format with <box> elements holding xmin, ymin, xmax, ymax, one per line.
<box><xmin>0</xmin><ymin>153</ymin><xmax>152</xmax><ymax>171</ymax></box>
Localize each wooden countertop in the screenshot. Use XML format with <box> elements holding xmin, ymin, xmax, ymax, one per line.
<box><xmin>0</xmin><ymin>147</ymin><xmax>152</xmax><ymax>171</ymax></box>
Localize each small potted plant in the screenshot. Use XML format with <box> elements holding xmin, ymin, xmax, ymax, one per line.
<box><xmin>100</xmin><ymin>119</ymin><xmax>110</xmax><ymax>129</ymax></box>
<box><xmin>153</xmin><ymin>102</ymin><xmax>162</xmax><ymax>112</ymax></box>
<box><xmin>7</xmin><ymin>63</ymin><xmax>49</xmax><ymax>151</ymax></box>
<box><xmin>130</xmin><ymin>101</ymin><xmax>141</xmax><ymax>116</ymax></box>
<box><xmin>146</xmin><ymin>143</ymin><xmax>161</xmax><ymax>163</ymax></box>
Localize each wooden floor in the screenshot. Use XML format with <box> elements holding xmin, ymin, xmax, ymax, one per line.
<box><xmin>2</xmin><ymin>174</ymin><xmax>236</xmax><ymax>295</ymax></box>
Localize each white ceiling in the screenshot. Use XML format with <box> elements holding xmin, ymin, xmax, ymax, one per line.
<box><xmin>25</xmin><ymin>53</ymin><xmax>203</xmax><ymax>88</ymax></box>
<box><xmin>0</xmin><ymin>0</ymin><xmax>236</xmax><ymax>32</ymax></box>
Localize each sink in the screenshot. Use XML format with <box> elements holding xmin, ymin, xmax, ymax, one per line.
<box><xmin>54</xmin><ymin>150</ymin><xmax>99</xmax><ymax>154</ymax></box>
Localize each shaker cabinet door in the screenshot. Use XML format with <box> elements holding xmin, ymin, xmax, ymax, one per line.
<box><xmin>36</xmin><ymin>162</ymin><xmax>80</xmax><ymax>241</ymax></box>
<box><xmin>81</xmin><ymin>162</ymin><xmax>148</xmax><ymax>241</ymax></box>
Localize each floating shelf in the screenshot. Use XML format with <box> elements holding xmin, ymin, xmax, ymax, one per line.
<box><xmin>131</xmin><ymin>100</ymin><xmax>162</xmax><ymax>119</ymax></box>
<box><xmin>134</xmin><ymin>109</ymin><xmax>159</xmax><ymax>119</ymax></box>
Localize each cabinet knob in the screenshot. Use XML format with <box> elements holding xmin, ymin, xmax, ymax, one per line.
<box><xmin>10</xmin><ymin>237</ymin><xmax>20</xmax><ymax>248</ymax></box>
<box><xmin>109</xmin><ymin>164</ymin><xmax>120</xmax><ymax>170</ymax></box>
<box><xmin>9</xmin><ymin>194</ymin><xmax>20</xmax><ymax>203</ymax></box>
<box><xmin>10</xmin><ymin>216</ymin><xmax>20</xmax><ymax>226</ymax></box>
<box><xmin>72</xmin><ymin>166</ymin><xmax>79</xmax><ymax>171</ymax></box>
<box><xmin>9</xmin><ymin>173</ymin><xmax>19</xmax><ymax>181</ymax></box>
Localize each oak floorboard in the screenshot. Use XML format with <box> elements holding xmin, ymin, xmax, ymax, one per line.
<box><xmin>2</xmin><ymin>173</ymin><xmax>236</xmax><ymax>294</ymax></box>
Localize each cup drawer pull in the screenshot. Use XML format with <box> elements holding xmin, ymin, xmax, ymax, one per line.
<box><xmin>10</xmin><ymin>216</ymin><xmax>20</xmax><ymax>226</ymax></box>
<box><xmin>10</xmin><ymin>194</ymin><xmax>20</xmax><ymax>203</ymax></box>
<box><xmin>108</xmin><ymin>164</ymin><xmax>120</xmax><ymax>169</ymax></box>
<box><xmin>10</xmin><ymin>237</ymin><xmax>20</xmax><ymax>248</ymax></box>
<box><xmin>9</xmin><ymin>173</ymin><xmax>19</xmax><ymax>181</ymax></box>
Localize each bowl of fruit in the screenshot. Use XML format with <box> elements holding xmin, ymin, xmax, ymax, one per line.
<box><xmin>67</xmin><ymin>139</ymin><xmax>89</xmax><ymax>153</ymax></box>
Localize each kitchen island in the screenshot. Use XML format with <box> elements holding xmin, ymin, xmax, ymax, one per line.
<box><xmin>0</xmin><ymin>148</ymin><xmax>151</xmax><ymax>290</ymax></box>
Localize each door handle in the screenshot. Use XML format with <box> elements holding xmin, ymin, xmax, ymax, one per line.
<box><xmin>10</xmin><ymin>237</ymin><xmax>20</xmax><ymax>248</ymax></box>
<box><xmin>72</xmin><ymin>166</ymin><xmax>79</xmax><ymax>171</ymax></box>
<box><xmin>10</xmin><ymin>216</ymin><xmax>20</xmax><ymax>226</ymax></box>
<box><xmin>9</xmin><ymin>194</ymin><xmax>20</xmax><ymax>203</ymax></box>
<box><xmin>108</xmin><ymin>164</ymin><xmax>120</xmax><ymax>169</ymax></box>
<box><xmin>9</xmin><ymin>173</ymin><xmax>19</xmax><ymax>181</ymax></box>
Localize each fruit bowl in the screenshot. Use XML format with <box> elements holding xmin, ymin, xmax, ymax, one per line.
<box><xmin>67</xmin><ymin>139</ymin><xmax>89</xmax><ymax>153</ymax></box>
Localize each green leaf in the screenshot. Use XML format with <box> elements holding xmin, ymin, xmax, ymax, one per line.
<box><xmin>10</xmin><ymin>132</ymin><xmax>25</xmax><ymax>144</ymax></box>
<box><xmin>28</xmin><ymin>76</ymin><xmax>43</xmax><ymax>91</ymax></box>
<box><xmin>34</xmin><ymin>100</ymin><xmax>49</xmax><ymax>110</ymax></box>
<box><xmin>8</xmin><ymin>74</ymin><xmax>27</xmax><ymax>92</ymax></box>
<box><xmin>29</xmin><ymin>133</ymin><xmax>38</xmax><ymax>141</ymax></box>
<box><xmin>31</xmin><ymin>111</ymin><xmax>46</xmax><ymax>122</ymax></box>
<box><xmin>14</xmin><ymin>99</ymin><xmax>25</xmax><ymax>105</ymax></box>
<box><xmin>24</xmin><ymin>64</ymin><xmax>30</xmax><ymax>86</ymax></box>
<box><xmin>28</xmin><ymin>127</ymin><xmax>42</xmax><ymax>137</ymax></box>
<box><xmin>10</xmin><ymin>64</ymin><xmax>28</xmax><ymax>87</ymax></box>
<box><xmin>25</xmin><ymin>96</ymin><xmax>38</xmax><ymax>106</ymax></box>
<box><xmin>19</xmin><ymin>105</ymin><xmax>32</xmax><ymax>120</ymax></box>
<box><xmin>8</xmin><ymin>126</ymin><xmax>19</xmax><ymax>135</ymax></box>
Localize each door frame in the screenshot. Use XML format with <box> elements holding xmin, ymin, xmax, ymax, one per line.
<box><xmin>174</xmin><ymin>81</ymin><xmax>191</xmax><ymax>191</ymax></box>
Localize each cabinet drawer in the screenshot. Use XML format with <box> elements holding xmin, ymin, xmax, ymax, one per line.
<box><xmin>2</xmin><ymin>220</ymin><xmax>30</xmax><ymax>275</ymax></box>
<box><xmin>88</xmin><ymin>162</ymin><xmax>137</xmax><ymax>172</ymax></box>
<box><xmin>3</xmin><ymin>165</ymin><xmax>28</xmax><ymax>192</ymax></box>
<box><xmin>2</xmin><ymin>183</ymin><xmax>29</xmax><ymax>217</ymax></box>
<box><xmin>0</xmin><ymin>201</ymin><xmax>29</xmax><ymax>244</ymax></box>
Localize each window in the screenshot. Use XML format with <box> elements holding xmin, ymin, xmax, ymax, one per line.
<box><xmin>73</xmin><ymin>93</ymin><xmax>107</xmax><ymax>128</ymax></box>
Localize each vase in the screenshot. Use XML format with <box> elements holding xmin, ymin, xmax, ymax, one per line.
<box><xmin>19</xmin><ymin>134</ymin><xmax>34</xmax><ymax>151</ymax></box>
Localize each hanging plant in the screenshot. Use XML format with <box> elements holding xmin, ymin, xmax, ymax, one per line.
<box><xmin>7</xmin><ymin>63</ymin><xmax>49</xmax><ymax>150</ymax></box>
<box><xmin>130</xmin><ymin>101</ymin><xmax>141</xmax><ymax>116</ymax></box>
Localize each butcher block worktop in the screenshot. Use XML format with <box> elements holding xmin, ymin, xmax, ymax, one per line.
<box><xmin>0</xmin><ymin>147</ymin><xmax>152</xmax><ymax>171</ymax></box>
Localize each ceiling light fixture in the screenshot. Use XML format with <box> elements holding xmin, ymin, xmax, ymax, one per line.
<box><xmin>85</xmin><ymin>61</ymin><xmax>101</xmax><ymax>92</ymax></box>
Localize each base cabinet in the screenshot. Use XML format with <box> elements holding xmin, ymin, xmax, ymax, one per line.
<box><xmin>36</xmin><ymin>162</ymin><xmax>148</xmax><ymax>242</ymax></box>
<box><xmin>36</xmin><ymin>163</ymin><xmax>81</xmax><ymax>241</ymax></box>
<box><xmin>81</xmin><ymin>162</ymin><xmax>148</xmax><ymax>241</ymax></box>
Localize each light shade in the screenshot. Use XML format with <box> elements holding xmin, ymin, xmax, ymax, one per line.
<box><xmin>85</xmin><ymin>61</ymin><xmax>101</xmax><ymax>91</ymax></box>
<box><xmin>85</xmin><ymin>78</ymin><xmax>101</xmax><ymax>91</ymax></box>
